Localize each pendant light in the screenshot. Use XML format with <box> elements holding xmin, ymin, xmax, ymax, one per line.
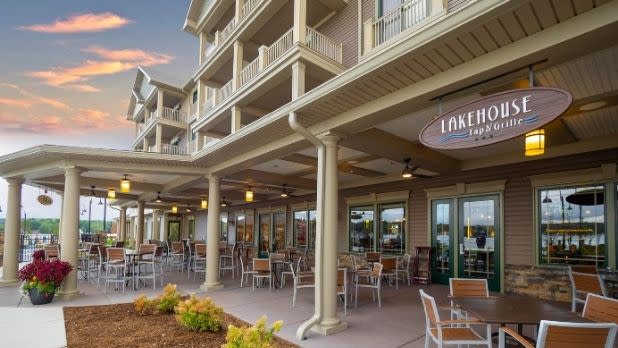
<box><xmin>221</xmin><ymin>197</ymin><xmax>228</xmax><ymax>207</ymax></box>
<box><xmin>120</xmin><ymin>174</ymin><xmax>131</xmax><ymax>193</ymax></box>
<box><xmin>542</xmin><ymin>191</ymin><xmax>552</xmax><ymax>204</ymax></box>
<box><xmin>280</xmin><ymin>184</ymin><xmax>289</xmax><ymax>198</ymax></box>
<box><xmin>525</xmin><ymin>129</ymin><xmax>545</xmax><ymax>156</ymax></box>
<box><xmin>171</xmin><ymin>203</ymin><xmax>178</xmax><ymax>214</ymax></box>
<box><xmin>401</xmin><ymin>158</ymin><xmax>413</xmax><ymax>178</ymax></box>
<box><xmin>107</xmin><ymin>188</ymin><xmax>116</xmax><ymax>199</ymax></box>
<box><xmin>245</xmin><ymin>186</ymin><xmax>254</xmax><ymax>202</ymax></box>
<box><xmin>155</xmin><ymin>192</ymin><xmax>163</xmax><ymax>203</ymax></box>
<box><xmin>90</xmin><ymin>185</ymin><xmax>96</xmax><ymax>196</ymax></box>
<box><xmin>186</xmin><ymin>204</ymin><xmax>192</xmax><ymax>213</ymax></box>
<box><xmin>200</xmin><ymin>196</ymin><xmax>208</xmax><ymax>209</ymax></box>
<box><xmin>98</xmin><ymin>198</ymin><xmax>103</xmax><ymax>205</ymax></box>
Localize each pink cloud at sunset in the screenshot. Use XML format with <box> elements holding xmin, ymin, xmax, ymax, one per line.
<box><xmin>83</xmin><ymin>46</ymin><xmax>174</xmax><ymax>66</ymax></box>
<box><xmin>0</xmin><ymin>83</ymin><xmax>70</xmax><ymax>110</ymax></box>
<box><xmin>17</xmin><ymin>12</ymin><xmax>132</xmax><ymax>33</ymax></box>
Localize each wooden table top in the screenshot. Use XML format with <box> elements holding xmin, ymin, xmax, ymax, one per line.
<box><xmin>451</xmin><ymin>296</ymin><xmax>589</xmax><ymax>325</ymax></box>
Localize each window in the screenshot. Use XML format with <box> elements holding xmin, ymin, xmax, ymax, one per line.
<box><xmin>349</xmin><ymin>206</ymin><xmax>374</xmax><ymax>252</ymax></box>
<box><xmin>538</xmin><ymin>185</ymin><xmax>606</xmax><ymax>267</ymax></box>
<box><xmin>188</xmin><ymin>219</ymin><xmax>195</xmax><ymax>240</ymax></box>
<box><xmin>192</xmin><ymin>90</ymin><xmax>198</xmax><ymax>104</ymax></box>
<box><xmin>220</xmin><ymin>213</ymin><xmax>228</xmax><ymax>242</ymax></box>
<box><xmin>245</xmin><ymin>211</ymin><xmax>254</xmax><ymax>243</ymax></box>
<box><xmin>379</xmin><ymin>0</ymin><xmax>402</xmax><ymax>16</ymax></box>
<box><xmin>378</xmin><ymin>203</ymin><xmax>405</xmax><ymax>254</ymax></box>
<box><xmin>236</xmin><ymin>214</ymin><xmax>245</xmax><ymax>243</ymax></box>
<box><xmin>347</xmin><ymin>200</ymin><xmax>407</xmax><ymax>255</ymax></box>
<box><xmin>293</xmin><ymin>209</ymin><xmax>316</xmax><ymax>249</ymax></box>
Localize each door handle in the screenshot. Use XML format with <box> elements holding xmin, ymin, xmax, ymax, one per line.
<box><xmin>459</xmin><ymin>243</ymin><xmax>464</xmax><ymax>255</ymax></box>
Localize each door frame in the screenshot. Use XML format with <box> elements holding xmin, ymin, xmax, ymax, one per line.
<box><xmin>430</xmin><ymin>198</ymin><xmax>455</xmax><ymax>285</ymax></box>
<box><xmin>167</xmin><ymin>220</ymin><xmax>181</xmax><ymax>242</ymax></box>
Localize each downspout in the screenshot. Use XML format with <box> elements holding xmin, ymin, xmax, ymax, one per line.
<box><xmin>289</xmin><ymin>112</ymin><xmax>325</xmax><ymax>340</ymax></box>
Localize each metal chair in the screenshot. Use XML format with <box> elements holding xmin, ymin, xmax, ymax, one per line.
<box><xmin>583</xmin><ymin>293</ymin><xmax>618</xmax><ymax>324</ymax></box>
<box><xmin>569</xmin><ymin>266</ymin><xmax>607</xmax><ymax>312</ymax></box>
<box><xmin>103</xmin><ymin>247</ymin><xmax>128</xmax><ymax>293</ymax></box>
<box><xmin>354</xmin><ymin>262</ymin><xmax>383</xmax><ymax>308</ymax></box>
<box><xmin>499</xmin><ymin>320</ymin><xmax>617</xmax><ymax>348</ymax></box>
<box><xmin>252</xmin><ymin>258</ymin><xmax>272</xmax><ymax>292</ymax></box>
<box><xmin>193</xmin><ymin>244</ymin><xmax>207</xmax><ymax>280</ymax></box>
<box><xmin>291</xmin><ymin>261</ymin><xmax>314</xmax><ymax>307</ymax></box>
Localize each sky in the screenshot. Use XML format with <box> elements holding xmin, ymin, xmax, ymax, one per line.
<box><xmin>0</xmin><ymin>1</ymin><xmax>196</xmax><ymax>220</ymax></box>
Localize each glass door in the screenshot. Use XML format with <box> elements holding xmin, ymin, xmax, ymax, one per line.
<box><xmin>458</xmin><ymin>195</ymin><xmax>500</xmax><ymax>291</ymax></box>
<box><xmin>308</xmin><ymin>210</ymin><xmax>317</xmax><ymax>249</ymax></box>
<box><xmin>168</xmin><ymin>221</ymin><xmax>181</xmax><ymax>242</ymax></box>
<box><xmin>258</xmin><ymin>213</ymin><xmax>272</xmax><ymax>257</ymax></box>
<box><xmin>236</xmin><ymin>215</ymin><xmax>245</xmax><ymax>244</ymax></box>
<box><xmin>431</xmin><ymin>199</ymin><xmax>454</xmax><ymax>284</ymax></box>
<box><xmin>293</xmin><ymin>210</ymin><xmax>308</xmax><ymax>249</ymax></box>
<box><xmin>349</xmin><ymin>206</ymin><xmax>374</xmax><ymax>253</ymax></box>
<box><xmin>273</xmin><ymin>212</ymin><xmax>286</xmax><ymax>251</ymax></box>
<box><xmin>378</xmin><ymin>203</ymin><xmax>405</xmax><ymax>255</ymax></box>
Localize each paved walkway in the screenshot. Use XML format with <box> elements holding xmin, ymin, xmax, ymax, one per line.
<box><xmin>0</xmin><ymin>269</ymin><xmax>456</xmax><ymax>348</ymax></box>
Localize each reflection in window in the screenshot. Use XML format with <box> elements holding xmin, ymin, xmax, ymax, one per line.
<box><xmin>274</xmin><ymin>213</ymin><xmax>286</xmax><ymax>251</ymax></box>
<box><xmin>236</xmin><ymin>215</ymin><xmax>245</xmax><ymax>244</ymax></box>
<box><xmin>349</xmin><ymin>206</ymin><xmax>374</xmax><ymax>253</ymax></box>
<box><xmin>220</xmin><ymin>213</ymin><xmax>228</xmax><ymax>242</ymax></box>
<box><xmin>378</xmin><ymin>203</ymin><xmax>405</xmax><ymax>255</ymax></box>
<box><xmin>432</xmin><ymin>200</ymin><xmax>452</xmax><ymax>275</ymax></box>
<box><xmin>539</xmin><ymin>185</ymin><xmax>606</xmax><ymax>267</ymax></box>
<box><xmin>245</xmin><ymin>212</ymin><xmax>254</xmax><ymax>243</ymax></box>
<box><xmin>259</xmin><ymin>213</ymin><xmax>271</xmax><ymax>255</ymax></box>
<box><xmin>309</xmin><ymin>210</ymin><xmax>316</xmax><ymax>249</ymax></box>
<box><xmin>294</xmin><ymin>211</ymin><xmax>307</xmax><ymax>248</ymax></box>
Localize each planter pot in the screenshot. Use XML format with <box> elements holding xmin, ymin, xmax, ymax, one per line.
<box><xmin>28</xmin><ymin>288</ymin><xmax>55</xmax><ymax>305</ymax></box>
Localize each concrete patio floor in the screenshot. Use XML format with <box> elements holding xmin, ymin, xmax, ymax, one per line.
<box><xmin>0</xmin><ymin>268</ymin><xmax>480</xmax><ymax>348</ymax></box>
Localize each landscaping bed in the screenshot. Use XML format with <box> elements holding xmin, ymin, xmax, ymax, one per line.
<box><xmin>64</xmin><ymin>302</ymin><xmax>299</xmax><ymax>348</ymax></box>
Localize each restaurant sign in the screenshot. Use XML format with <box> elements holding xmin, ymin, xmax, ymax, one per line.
<box><xmin>419</xmin><ymin>88</ymin><xmax>572</xmax><ymax>149</ymax></box>
<box><xmin>37</xmin><ymin>194</ymin><xmax>53</xmax><ymax>206</ymax></box>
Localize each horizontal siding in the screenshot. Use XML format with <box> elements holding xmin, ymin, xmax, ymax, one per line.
<box><xmin>448</xmin><ymin>0</ymin><xmax>471</xmax><ymax>12</ymax></box>
<box><xmin>317</xmin><ymin>0</ymin><xmax>359</xmax><ymax>68</ymax></box>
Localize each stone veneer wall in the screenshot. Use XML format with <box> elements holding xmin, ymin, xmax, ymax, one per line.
<box><xmin>505</xmin><ymin>265</ymin><xmax>571</xmax><ymax>302</ymax></box>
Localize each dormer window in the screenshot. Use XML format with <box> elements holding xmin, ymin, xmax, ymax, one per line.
<box><xmin>192</xmin><ymin>90</ymin><xmax>198</xmax><ymax>104</ymax></box>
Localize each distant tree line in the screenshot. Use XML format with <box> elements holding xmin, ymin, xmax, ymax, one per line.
<box><xmin>0</xmin><ymin>218</ymin><xmax>112</xmax><ymax>234</ymax></box>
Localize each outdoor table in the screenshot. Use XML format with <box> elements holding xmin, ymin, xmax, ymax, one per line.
<box><xmin>125</xmin><ymin>249</ymin><xmax>151</xmax><ymax>290</ymax></box>
<box><xmin>270</xmin><ymin>258</ymin><xmax>286</xmax><ymax>288</ymax></box>
<box><xmin>451</xmin><ymin>295</ymin><xmax>589</xmax><ymax>342</ymax></box>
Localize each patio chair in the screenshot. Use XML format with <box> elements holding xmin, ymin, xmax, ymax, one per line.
<box><xmin>137</xmin><ymin>245</ymin><xmax>163</xmax><ymax>289</ymax></box>
<box><xmin>498</xmin><ymin>320</ymin><xmax>617</xmax><ymax>348</ymax></box>
<box><xmin>380</xmin><ymin>256</ymin><xmax>398</xmax><ymax>288</ymax></box>
<box><xmin>395</xmin><ymin>253</ymin><xmax>412</xmax><ymax>286</ymax></box>
<box><xmin>420</xmin><ymin>289</ymin><xmax>492</xmax><ymax>348</ymax></box>
<box><xmin>366</xmin><ymin>251</ymin><xmax>381</xmax><ymax>264</ymax></box>
<box><xmin>291</xmin><ymin>261</ymin><xmax>314</xmax><ymax>307</ymax></box>
<box><xmin>44</xmin><ymin>244</ymin><xmax>60</xmax><ymax>260</ymax></box>
<box><xmin>219</xmin><ymin>243</ymin><xmax>238</xmax><ymax>279</ymax></box>
<box><xmin>186</xmin><ymin>241</ymin><xmax>196</xmax><ymax>278</ymax></box>
<box><xmin>103</xmin><ymin>247</ymin><xmax>128</xmax><ymax>293</ymax></box>
<box><xmin>169</xmin><ymin>241</ymin><xmax>185</xmax><ymax>273</ymax></box>
<box><xmin>95</xmin><ymin>246</ymin><xmax>108</xmax><ymax>290</ymax></box>
<box><xmin>252</xmin><ymin>258</ymin><xmax>272</xmax><ymax>292</ymax></box>
<box><xmin>193</xmin><ymin>243</ymin><xmax>207</xmax><ymax>280</ymax></box>
<box><xmin>239</xmin><ymin>251</ymin><xmax>256</xmax><ymax>287</ymax></box>
<box><xmin>583</xmin><ymin>293</ymin><xmax>618</xmax><ymax>324</ymax></box>
<box><xmin>281</xmin><ymin>254</ymin><xmax>300</xmax><ymax>288</ymax></box>
<box><xmin>354</xmin><ymin>262</ymin><xmax>383</xmax><ymax>308</ymax></box>
<box><xmin>569</xmin><ymin>266</ymin><xmax>607</xmax><ymax>312</ymax></box>
<box><xmin>337</xmin><ymin>268</ymin><xmax>348</xmax><ymax>316</ymax></box>
<box><xmin>449</xmin><ymin>278</ymin><xmax>489</xmax><ymax>320</ymax></box>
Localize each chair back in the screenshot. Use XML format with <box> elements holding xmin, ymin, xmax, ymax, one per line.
<box><xmin>337</xmin><ymin>268</ymin><xmax>347</xmax><ymax>294</ymax></box>
<box><xmin>536</xmin><ymin>320</ymin><xmax>617</xmax><ymax>348</ymax></box>
<box><xmin>419</xmin><ymin>289</ymin><xmax>442</xmax><ymax>339</ymax></box>
<box><xmin>154</xmin><ymin>246</ymin><xmax>163</xmax><ymax>258</ymax></box>
<box><xmin>338</xmin><ymin>254</ymin><xmax>354</xmax><ymax>268</ymax></box>
<box><xmin>449</xmin><ymin>278</ymin><xmax>489</xmax><ymax>298</ymax></box>
<box><xmin>107</xmin><ymin>247</ymin><xmax>125</xmax><ymax>262</ymax></box>
<box><xmin>569</xmin><ymin>266</ymin><xmax>607</xmax><ymax>296</ymax></box>
<box><xmin>44</xmin><ymin>244</ymin><xmax>60</xmax><ymax>259</ymax></box>
<box><xmin>366</xmin><ymin>252</ymin><xmax>381</xmax><ymax>263</ymax></box>
<box><xmin>583</xmin><ymin>294</ymin><xmax>618</xmax><ymax>324</ymax></box>
<box><xmin>195</xmin><ymin>244</ymin><xmax>206</xmax><ymax>257</ymax></box>
<box><xmin>139</xmin><ymin>243</ymin><xmax>156</xmax><ymax>254</ymax></box>
<box><xmin>253</xmin><ymin>258</ymin><xmax>270</xmax><ymax>272</ymax></box>
<box><xmin>351</xmin><ymin>253</ymin><xmax>366</xmax><ymax>270</ymax></box>
<box><xmin>380</xmin><ymin>257</ymin><xmax>397</xmax><ymax>272</ymax></box>
<box><xmin>98</xmin><ymin>245</ymin><xmax>108</xmax><ymax>262</ymax></box>
<box><xmin>572</xmin><ymin>265</ymin><xmax>598</xmax><ymax>274</ymax></box>
<box><xmin>88</xmin><ymin>243</ymin><xmax>100</xmax><ymax>256</ymax></box>
<box><xmin>171</xmin><ymin>242</ymin><xmax>184</xmax><ymax>254</ymax></box>
<box><xmin>270</xmin><ymin>253</ymin><xmax>286</xmax><ymax>263</ymax></box>
<box><xmin>372</xmin><ymin>262</ymin><xmax>383</xmax><ymax>278</ymax></box>
<box><xmin>114</xmin><ymin>241</ymin><xmax>125</xmax><ymax>248</ymax></box>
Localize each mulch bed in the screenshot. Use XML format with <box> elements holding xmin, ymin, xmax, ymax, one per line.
<box><xmin>64</xmin><ymin>302</ymin><xmax>299</xmax><ymax>348</ymax></box>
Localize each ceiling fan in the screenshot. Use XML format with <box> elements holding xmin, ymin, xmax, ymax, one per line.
<box><xmin>401</xmin><ymin>158</ymin><xmax>433</xmax><ymax>179</ymax></box>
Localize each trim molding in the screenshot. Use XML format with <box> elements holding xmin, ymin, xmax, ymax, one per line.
<box><xmin>424</xmin><ymin>180</ymin><xmax>507</xmax><ymax>199</ymax></box>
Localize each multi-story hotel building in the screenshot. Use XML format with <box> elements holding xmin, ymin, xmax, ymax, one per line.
<box><xmin>2</xmin><ymin>0</ymin><xmax>618</xmax><ymax>338</ymax></box>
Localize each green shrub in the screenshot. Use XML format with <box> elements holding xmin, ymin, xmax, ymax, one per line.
<box><xmin>157</xmin><ymin>283</ymin><xmax>182</xmax><ymax>313</ymax></box>
<box><xmin>133</xmin><ymin>294</ymin><xmax>158</xmax><ymax>316</ymax></box>
<box><xmin>223</xmin><ymin>315</ymin><xmax>283</xmax><ymax>348</ymax></box>
<box><xmin>175</xmin><ymin>294</ymin><xmax>223</xmax><ymax>332</ymax></box>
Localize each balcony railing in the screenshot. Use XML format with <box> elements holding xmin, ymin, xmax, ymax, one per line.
<box><xmin>306</xmin><ymin>27</ymin><xmax>343</xmax><ymax>64</ymax></box>
<box><xmin>202</xmin><ymin>98</ymin><xmax>215</xmax><ymax>116</ymax></box>
<box><xmin>216</xmin><ymin>80</ymin><xmax>233</xmax><ymax>104</ymax></box>
<box><xmin>161</xmin><ymin>107</ymin><xmax>188</xmax><ymax>123</ymax></box>
<box><xmin>267</xmin><ymin>29</ymin><xmax>294</xmax><ymax>64</ymax></box>
<box><xmin>148</xmin><ymin>145</ymin><xmax>156</xmax><ymax>153</ymax></box>
<box><xmin>218</xmin><ymin>18</ymin><xmax>237</xmax><ymax>44</ymax></box>
<box><xmin>373</xmin><ymin>0</ymin><xmax>430</xmax><ymax>47</ymax></box>
<box><xmin>240</xmin><ymin>57</ymin><xmax>260</xmax><ymax>87</ymax></box>
<box><xmin>203</xmin><ymin>43</ymin><xmax>217</xmax><ymax>61</ymax></box>
<box><xmin>240</xmin><ymin>0</ymin><xmax>262</xmax><ymax>20</ymax></box>
<box><xmin>161</xmin><ymin>143</ymin><xmax>188</xmax><ymax>155</ymax></box>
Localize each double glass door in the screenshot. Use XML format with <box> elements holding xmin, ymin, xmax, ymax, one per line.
<box><xmin>431</xmin><ymin>195</ymin><xmax>501</xmax><ymax>291</ymax></box>
<box><xmin>258</xmin><ymin>212</ymin><xmax>286</xmax><ymax>257</ymax></box>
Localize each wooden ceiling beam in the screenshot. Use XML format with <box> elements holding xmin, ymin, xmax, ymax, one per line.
<box><xmin>224</xmin><ymin>169</ymin><xmax>317</xmax><ymax>190</ymax></box>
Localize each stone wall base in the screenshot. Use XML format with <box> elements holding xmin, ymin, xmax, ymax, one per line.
<box><xmin>505</xmin><ymin>264</ymin><xmax>571</xmax><ymax>302</ymax></box>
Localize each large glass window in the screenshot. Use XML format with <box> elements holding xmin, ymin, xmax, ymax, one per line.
<box><xmin>349</xmin><ymin>206</ymin><xmax>374</xmax><ymax>253</ymax></box>
<box><xmin>259</xmin><ymin>213</ymin><xmax>272</xmax><ymax>255</ymax></box>
<box><xmin>378</xmin><ymin>203</ymin><xmax>405</xmax><ymax>254</ymax></box>
<box><xmin>273</xmin><ymin>212</ymin><xmax>286</xmax><ymax>251</ymax></box>
<box><xmin>245</xmin><ymin>211</ymin><xmax>254</xmax><ymax>243</ymax></box>
<box><xmin>188</xmin><ymin>219</ymin><xmax>195</xmax><ymax>240</ymax></box>
<box><xmin>236</xmin><ymin>215</ymin><xmax>245</xmax><ymax>243</ymax></box>
<box><xmin>432</xmin><ymin>199</ymin><xmax>453</xmax><ymax>279</ymax></box>
<box><xmin>539</xmin><ymin>185</ymin><xmax>606</xmax><ymax>267</ymax></box>
<box><xmin>308</xmin><ymin>210</ymin><xmax>316</xmax><ymax>249</ymax></box>
<box><xmin>220</xmin><ymin>213</ymin><xmax>228</xmax><ymax>242</ymax></box>
<box><xmin>294</xmin><ymin>210</ymin><xmax>308</xmax><ymax>248</ymax></box>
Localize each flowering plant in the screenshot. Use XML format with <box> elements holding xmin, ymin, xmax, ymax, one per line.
<box><xmin>18</xmin><ymin>252</ymin><xmax>73</xmax><ymax>296</ymax></box>
<box><xmin>223</xmin><ymin>315</ymin><xmax>283</xmax><ymax>348</ymax></box>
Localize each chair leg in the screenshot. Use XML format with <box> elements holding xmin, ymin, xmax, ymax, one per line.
<box><xmin>355</xmin><ymin>284</ymin><xmax>359</xmax><ymax>308</ymax></box>
<box><xmin>377</xmin><ymin>286</ymin><xmax>381</xmax><ymax>308</ymax></box>
<box><xmin>292</xmin><ymin>285</ymin><xmax>297</xmax><ymax>307</ymax></box>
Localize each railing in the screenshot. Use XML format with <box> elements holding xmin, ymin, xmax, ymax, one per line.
<box><xmin>202</xmin><ymin>98</ymin><xmax>215</xmax><ymax>116</ymax></box>
<box><xmin>148</xmin><ymin>145</ymin><xmax>156</xmax><ymax>153</ymax></box>
<box><xmin>161</xmin><ymin>143</ymin><xmax>188</xmax><ymax>155</ymax></box>
<box><xmin>218</xmin><ymin>18</ymin><xmax>237</xmax><ymax>44</ymax></box>
<box><xmin>202</xmin><ymin>43</ymin><xmax>217</xmax><ymax>61</ymax></box>
<box><xmin>240</xmin><ymin>58</ymin><xmax>260</xmax><ymax>87</ymax></box>
<box><xmin>240</xmin><ymin>0</ymin><xmax>262</xmax><ymax>20</ymax></box>
<box><xmin>267</xmin><ymin>29</ymin><xmax>294</xmax><ymax>64</ymax></box>
<box><xmin>306</xmin><ymin>27</ymin><xmax>343</xmax><ymax>64</ymax></box>
<box><xmin>161</xmin><ymin>107</ymin><xmax>188</xmax><ymax>124</ymax></box>
<box><xmin>187</xmin><ymin>139</ymin><xmax>198</xmax><ymax>154</ymax></box>
<box><xmin>18</xmin><ymin>234</ymin><xmax>59</xmax><ymax>262</ymax></box>
<box><xmin>216</xmin><ymin>80</ymin><xmax>233</xmax><ymax>103</ymax></box>
<box><xmin>373</xmin><ymin>0</ymin><xmax>430</xmax><ymax>47</ymax></box>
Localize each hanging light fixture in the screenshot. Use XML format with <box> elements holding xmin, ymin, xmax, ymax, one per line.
<box><xmin>98</xmin><ymin>197</ymin><xmax>103</xmax><ymax>205</ymax></box>
<box><xmin>200</xmin><ymin>196</ymin><xmax>208</xmax><ymax>209</ymax></box>
<box><xmin>245</xmin><ymin>186</ymin><xmax>254</xmax><ymax>202</ymax></box>
<box><xmin>525</xmin><ymin>129</ymin><xmax>545</xmax><ymax>156</ymax></box>
<box><xmin>155</xmin><ymin>192</ymin><xmax>163</xmax><ymax>203</ymax></box>
<box><xmin>401</xmin><ymin>158</ymin><xmax>414</xmax><ymax>178</ymax></box>
<box><xmin>280</xmin><ymin>184</ymin><xmax>289</xmax><ymax>198</ymax></box>
<box><xmin>221</xmin><ymin>197</ymin><xmax>228</xmax><ymax>207</ymax></box>
<box><xmin>90</xmin><ymin>185</ymin><xmax>96</xmax><ymax>196</ymax></box>
<box><xmin>186</xmin><ymin>204</ymin><xmax>192</xmax><ymax>213</ymax></box>
<box><xmin>120</xmin><ymin>174</ymin><xmax>131</xmax><ymax>193</ymax></box>
<box><xmin>542</xmin><ymin>191</ymin><xmax>553</xmax><ymax>204</ymax></box>
<box><xmin>171</xmin><ymin>203</ymin><xmax>178</xmax><ymax>214</ymax></box>
<box><xmin>107</xmin><ymin>188</ymin><xmax>116</xmax><ymax>199</ymax></box>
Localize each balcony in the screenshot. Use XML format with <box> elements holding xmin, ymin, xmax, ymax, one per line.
<box><xmin>370</xmin><ymin>0</ymin><xmax>431</xmax><ymax>48</ymax></box>
<box><xmin>132</xmin><ymin>107</ymin><xmax>189</xmax><ymax>149</ymax></box>
<box><xmin>161</xmin><ymin>143</ymin><xmax>188</xmax><ymax>156</ymax></box>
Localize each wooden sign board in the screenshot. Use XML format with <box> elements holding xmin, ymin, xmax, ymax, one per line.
<box><xmin>37</xmin><ymin>194</ymin><xmax>53</xmax><ymax>206</ymax></box>
<box><xmin>419</xmin><ymin>88</ymin><xmax>572</xmax><ymax>150</ymax></box>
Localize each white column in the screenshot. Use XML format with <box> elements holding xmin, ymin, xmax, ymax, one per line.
<box><xmin>431</xmin><ymin>0</ymin><xmax>447</xmax><ymax>16</ymax></box>
<box><xmin>143</xmin><ymin>137</ymin><xmax>150</xmax><ymax>152</ymax></box>
<box><xmin>197</xmin><ymin>80</ymin><xmax>205</xmax><ymax>117</ymax></box>
<box><xmin>152</xmin><ymin>210</ymin><xmax>161</xmax><ymax>242</ymax></box>
<box><xmin>313</xmin><ymin>134</ymin><xmax>347</xmax><ymax>335</ymax></box>
<box><xmin>155</xmin><ymin>124</ymin><xmax>163</xmax><ymax>153</ymax></box>
<box><xmin>293</xmin><ymin>0</ymin><xmax>307</xmax><ymax>43</ymax></box>
<box><xmin>199</xmin><ymin>31</ymin><xmax>207</xmax><ymax>65</ymax></box>
<box><xmin>57</xmin><ymin>192</ymin><xmax>64</xmax><ymax>245</ymax></box>
<box><xmin>137</xmin><ymin>201</ymin><xmax>145</xmax><ymax>245</ymax></box>
<box><xmin>231</xmin><ymin>105</ymin><xmax>242</xmax><ymax>133</ymax></box>
<box><xmin>232</xmin><ymin>41</ymin><xmax>244</xmax><ymax>92</ymax></box>
<box><xmin>119</xmin><ymin>207</ymin><xmax>127</xmax><ymax>241</ymax></box>
<box><xmin>161</xmin><ymin>213</ymin><xmax>169</xmax><ymax>242</ymax></box>
<box><xmin>201</xmin><ymin>175</ymin><xmax>223</xmax><ymax>291</ymax></box>
<box><xmin>292</xmin><ymin>61</ymin><xmax>306</xmax><ymax>100</ymax></box>
<box><xmin>0</xmin><ymin>177</ymin><xmax>23</xmax><ymax>285</ymax></box>
<box><xmin>59</xmin><ymin>167</ymin><xmax>82</xmax><ymax>295</ymax></box>
<box><xmin>235</xmin><ymin>0</ymin><xmax>245</xmax><ymax>18</ymax></box>
<box><xmin>258</xmin><ymin>45</ymin><xmax>268</xmax><ymax>70</ymax></box>
<box><xmin>157</xmin><ymin>90</ymin><xmax>164</xmax><ymax>118</ymax></box>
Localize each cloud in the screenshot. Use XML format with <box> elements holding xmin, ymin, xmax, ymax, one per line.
<box><xmin>0</xmin><ymin>98</ymin><xmax>32</xmax><ymax>108</ymax></box>
<box><xmin>0</xmin><ymin>83</ymin><xmax>70</xmax><ymax>109</ymax></box>
<box><xmin>17</xmin><ymin>12</ymin><xmax>132</xmax><ymax>33</ymax></box>
<box><xmin>0</xmin><ymin>112</ymin><xmax>65</xmax><ymax>134</ymax></box>
<box><xmin>65</xmin><ymin>84</ymin><xmax>101</xmax><ymax>93</ymax></box>
<box><xmin>83</xmin><ymin>46</ymin><xmax>174</xmax><ymax>66</ymax></box>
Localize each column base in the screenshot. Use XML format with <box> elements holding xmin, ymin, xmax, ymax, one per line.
<box><xmin>0</xmin><ymin>279</ymin><xmax>19</xmax><ymax>288</ymax></box>
<box><xmin>200</xmin><ymin>283</ymin><xmax>224</xmax><ymax>292</ymax></box>
<box><xmin>310</xmin><ymin>320</ymin><xmax>348</xmax><ymax>336</ymax></box>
